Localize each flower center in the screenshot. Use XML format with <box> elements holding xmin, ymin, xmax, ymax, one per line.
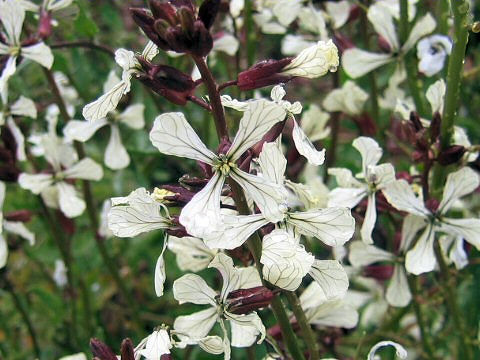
<box><xmin>214</xmin><ymin>154</ymin><xmax>236</xmax><ymax>176</ymax></box>
<box><xmin>8</xmin><ymin>46</ymin><xmax>20</xmax><ymax>56</ymax></box>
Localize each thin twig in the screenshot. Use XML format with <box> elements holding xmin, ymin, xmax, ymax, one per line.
<box><xmin>50</xmin><ymin>41</ymin><xmax>115</xmax><ymax>58</ymax></box>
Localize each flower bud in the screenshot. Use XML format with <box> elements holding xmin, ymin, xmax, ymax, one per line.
<box><xmin>430</xmin><ymin>111</ymin><xmax>441</xmax><ymax>142</ymax></box>
<box><xmin>149</xmin><ymin>0</ymin><xmax>178</xmax><ymax>25</ymax></box>
<box><xmin>166</xmin><ymin>216</ymin><xmax>189</xmax><ymax>237</ymax></box>
<box><xmin>352</xmin><ymin>112</ymin><xmax>376</xmax><ymax>136</ymax></box>
<box><xmin>5</xmin><ymin>210</ymin><xmax>33</xmax><ymax>222</ymax></box>
<box><xmin>227</xmin><ymin>286</ymin><xmax>275</xmax><ymax>314</ymax></box>
<box><xmin>120</xmin><ymin>338</ymin><xmax>135</xmax><ymax>360</ymax></box>
<box><xmin>38</xmin><ymin>10</ymin><xmax>53</xmax><ymax>39</ymax></box>
<box><xmin>333</xmin><ymin>32</ymin><xmax>354</xmax><ymax>53</ymax></box>
<box><xmin>198</xmin><ymin>0</ymin><xmax>221</xmax><ymax>29</ymax></box>
<box><xmin>425</xmin><ymin>198</ymin><xmax>440</xmax><ymax>213</ymax></box>
<box><xmin>377</xmin><ymin>36</ymin><xmax>392</xmax><ymax>53</ymax></box>
<box><xmin>364</xmin><ymin>265</ymin><xmax>393</xmax><ymax>281</ymax></box>
<box><xmin>90</xmin><ymin>338</ymin><xmax>117</xmax><ymax>360</ymax></box>
<box><xmin>437</xmin><ymin>145</ymin><xmax>466</xmax><ymax>166</ymax></box>
<box><xmin>178</xmin><ymin>6</ymin><xmax>195</xmax><ymax>36</ymax></box>
<box><xmin>237</xmin><ymin>58</ymin><xmax>293</xmax><ymax>91</ymax></box>
<box><xmin>409</xmin><ymin>111</ymin><xmax>423</xmax><ymax>132</ymax></box>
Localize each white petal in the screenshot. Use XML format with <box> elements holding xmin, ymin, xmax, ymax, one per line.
<box><xmin>138</xmin><ymin>330</ymin><xmax>172</xmax><ymax>359</ymax></box>
<box><xmin>58</xmin><ymin>354</ymin><xmax>87</xmax><ymax>360</ymax></box>
<box><xmin>328</xmin><ymin>187</ymin><xmax>366</xmax><ymax>208</ymax></box>
<box><xmin>257</xmin><ymin>142</ymin><xmax>286</xmax><ymax>185</ymax></box>
<box><xmin>22</xmin><ymin>42</ymin><xmax>54</xmax><ymax>69</ymax></box>
<box><xmin>418</xmin><ymin>50</ymin><xmax>447</xmax><ymax>77</ymax></box>
<box><xmin>348</xmin><ymin>241</ymin><xmax>394</xmax><ymax>267</ymax></box>
<box><xmin>213</xmin><ymin>33</ymin><xmax>239</xmax><ymax>56</ymax></box>
<box><xmin>440</xmin><ymin>218</ymin><xmax>480</xmax><ymax>250</ymax></box>
<box><xmin>154</xmin><ymin>239</ymin><xmax>168</xmax><ymax>297</ymax></box>
<box><xmin>115</xmin><ymin>48</ymin><xmax>138</xmax><ymax>72</ymax></box>
<box><xmin>287</xmin><ymin>207</ymin><xmax>355</xmax><ymax>247</ymax></box>
<box><xmin>353</xmin><ymin>137</ymin><xmax>382</xmax><ymax>175</ymax></box>
<box><xmin>281</xmin><ymin>40</ymin><xmax>339</xmax><ymax>79</ymax></box>
<box><xmin>229</xmin><ymin>0</ymin><xmax>244</xmax><ymax>17</ymax></box>
<box><xmin>326</xmin><ymin>1</ymin><xmax>351</xmax><ymax>28</ymax></box>
<box><xmin>105</xmin><ymin>125</ymin><xmax>130</xmax><ymax>170</ymax></box>
<box><xmin>108</xmin><ymin>188</ymin><xmax>170</xmax><ymax>237</ymax></box>
<box><xmin>57</xmin><ymin>182</ymin><xmax>86</xmax><ymax>218</ymax></box>
<box><xmin>328</xmin><ymin>168</ymin><xmax>363</xmax><ymax>188</ymax></box>
<box><xmin>82</xmin><ymin>80</ymin><xmax>130</xmax><ymax>122</ymax></box>
<box><xmin>342</xmin><ymin>48</ymin><xmax>393</xmax><ymax>78</ymax></box>
<box><xmin>308</xmin><ymin>260</ymin><xmax>349</xmax><ymax>300</ymax></box>
<box><xmin>168</xmin><ymin>236</ymin><xmax>217</xmax><ymax>272</ymax></box>
<box><xmin>62</xmin><ymin>119</ymin><xmax>108</xmax><ymax>142</ymax></box>
<box><xmin>103</xmin><ymin>70</ymin><xmax>121</xmax><ymax>93</ymax></box>
<box><xmin>402</xmin><ymin>13</ymin><xmax>436</xmax><ymax>52</ymax></box>
<box><xmin>3</xmin><ymin>221</ymin><xmax>35</xmax><ymax>245</ymax></box>
<box><xmin>220</xmin><ymin>95</ymin><xmax>250</xmax><ymax>111</ymax></box>
<box><xmin>63</xmin><ymin>158</ymin><xmax>103</xmax><ymax>181</ymax></box>
<box><xmin>150</xmin><ymin>112</ymin><xmax>216</xmax><ymax>164</ymax></box>
<box><xmin>367</xmin><ymin>341</ymin><xmax>407</xmax><ymax>360</ymax></box>
<box><xmin>360</xmin><ymin>194</ymin><xmax>377</xmax><ymax>244</ymax></box>
<box><xmin>305</xmin><ymin>299</ymin><xmax>358</xmax><ymax>328</ymax></box>
<box><xmin>198</xmin><ymin>336</ymin><xmax>224</xmax><ymax>355</ymax></box>
<box><xmin>400</xmin><ymin>214</ymin><xmax>427</xmax><ymax>252</ymax></box>
<box><xmin>382</xmin><ymin>180</ymin><xmax>430</xmax><ymax>217</ymax></box>
<box><xmin>323</xmin><ymin>81</ymin><xmax>368</xmax><ymax>116</ymax></box>
<box><xmin>300</xmin><ymin>104</ymin><xmax>331</xmax><ymax>141</ymax></box>
<box><xmin>179</xmin><ymin>173</ymin><xmax>225</xmax><ymax>238</ymax></box>
<box><xmin>10</xmin><ymin>96</ymin><xmax>37</xmax><ymax>118</ymax></box>
<box><xmin>18</xmin><ymin>173</ymin><xmax>54</xmax><ymax>194</ymax></box>
<box><xmin>282</xmin><ymin>35</ymin><xmax>316</xmax><ymax>56</ymax></box>
<box><xmin>237</xmin><ymin>266</ymin><xmax>262</xmax><ymax>288</ymax></box>
<box><xmin>230</xmin><ymin>169</ymin><xmax>287</xmax><ymax>223</ymax></box>
<box><xmin>173</xmin><ymin>273</ymin><xmax>217</xmax><ymax>305</ymax></box>
<box><xmin>6</xmin><ymin>117</ymin><xmax>26</xmax><ymax>161</ymax></box>
<box><xmin>438</xmin><ymin>167</ymin><xmax>479</xmax><ymax>214</ymax></box>
<box><xmin>0</xmin><ymin>0</ymin><xmax>25</xmax><ymax>44</ymax></box>
<box><xmin>226</xmin><ymin>311</ymin><xmax>266</xmax><ymax>347</ymax></box>
<box><xmin>426</xmin><ymin>79</ymin><xmax>446</xmax><ymax>114</ymax></box>
<box><xmin>405</xmin><ymin>225</ymin><xmax>436</xmax><ymax>275</ymax></box>
<box><xmin>292</xmin><ymin>119</ymin><xmax>325</xmax><ymax>165</ymax></box>
<box><xmin>0</xmin><ymin>234</ymin><xmax>7</xmax><ymax>268</ymax></box>
<box><xmin>368</xmin><ymin>4</ymin><xmax>399</xmax><ymax>50</ymax></box>
<box><xmin>386</xmin><ymin>264</ymin><xmax>411</xmax><ymax>307</ymax></box>
<box><xmin>0</xmin><ymin>56</ymin><xmax>17</xmax><ymax>103</ymax></box>
<box><xmin>228</xmin><ymin>100</ymin><xmax>286</xmax><ymax>161</ymax></box>
<box><xmin>204</xmin><ymin>213</ymin><xmax>268</xmax><ymax>250</ymax></box>
<box><xmin>141</xmin><ymin>41</ymin><xmax>159</xmax><ymax>62</ymax></box>
<box><xmin>208</xmin><ymin>253</ymin><xmax>240</xmax><ymax>302</ymax></box>
<box><xmin>261</xmin><ymin>229</ymin><xmax>314</xmax><ymax>291</ymax></box>
<box><xmin>98</xmin><ymin>200</ymin><xmax>113</xmax><ymax>238</ymax></box>
<box><xmin>272</xmin><ymin>0</ymin><xmax>302</xmax><ymax>26</ymax></box>
<box><xmin>0</xmin><ymin>181</ymin><xmax>5</xmax><ymax>210</ymax></box>
<box><xmin>174</xmin><ymin>307</ymin><xmax>218</xmax><ymax>340</ymax></box>
<box><xmin>118</xmin><ymin>104</ymin><xmax>145</xmax><ymax>129</ymax></box>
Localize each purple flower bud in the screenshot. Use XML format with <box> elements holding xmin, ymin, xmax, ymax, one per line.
<box><xmin>90</xmin><ymin>338</ymin><xmax>117</xmax><ymax>360</ymax></box>
<box><xmin>4</xmin><ymin>210</ymin><xmax>33</xmax><ymax>223</ymax></box>
<box><xmin>409</xmin><ymin>111</ymin><xmax>423</xmax><ymax>132</ymax></box>
<box><xmin>352</xmin><ymin>112</ymin><xmax>377</xmax><ymax>136</ymax></box>
<box><xmin>227</xmin><ymin>286</ymin><xmax>275</xmax><ymax>314</ymax></box>
<box><xmin>425</xmin><ymin>198</ymin><xmax>440</xmax><ymax>213</ymax></box>
<box><xmin>364</xmin><ymin>265</ymin><xmax>394</xmax><ymax>281</ymax></box>
<box><xmin>430</xmin><ymin>112</ymin><xmax>441</xmax><ymax>142</ymax></box>
<box><xmin>198</xmin><ymin>0</ymin><xmax>221</xmax><ymax>29</ymax></box>
<box><xmin>120</xmin><ymin>338</ymin><xmax>135</xmax><ymax>360</ymax></box>
<box><xmin>437</xmin><ymin>145</ymin><xmax>466</xmax><ymax>166</ymax></box>
<box><xmin>38</xmin><ymin>10</ymin><xmax>53</xmax><ymax>39</ymax></box>
<box><xmin>237</xmin><ymin>58</ymin><xmax>294</xmax><ymax>91</ymax></box>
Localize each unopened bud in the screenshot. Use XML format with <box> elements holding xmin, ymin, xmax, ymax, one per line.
<box><xmin>5</xmin><ymin>210</ymin><xmax>32</xmax><ymax>222</ymax></box>
<box><xmin>90</xmin><ymin>338</ymin><xmax>117</xmax><ymax>360</ymax></box>
<box><xmin>198</xmin><ymin>0</ymin><xmax>221</xmax><ymax>29</ymax></box>
<box><xmin>38</xmin><ymin>10</ymin><xmax>53</xmax><ymax>39</ymax></box>
<box><xmin>364</xmin><ymin>265</ymin><xmax>393</xmax><ymax>281</ymax></box>
<box><xmin>237</xmin><ymin>58</ymin><xmax>293</xmax><ymax>91</ymax></box>
<box><xmin>149</xmin><ymin>0</ymin><xmax>178</xmax><ymax>25</ymax></box>
<box><xmin>437</xmin><ymin>145</ymin><xmax>466</xmax><ymax>166</ymax></box>
<box><xmin>178</xmin><ymin>6</ymin><xmax>196</xmax><ymax>36</ymax></box>
<box><xmin>430</xmin><ymin>112</ymin><xmax>441</xmax><ymax>142</ymax></box>
<box><xmin>227</xmin><ymin>286</ymin><xmax>275</xmax><ymax>314</ymax></box>
<box><xmin>409</xmin><ymin>111</ymin><xmax>423</xmax><ymax>132</ymax></box>
<box><xmin>377</xmin><ymin>36</ymin><xmax>392</xmax><ymax>53</ymax></box>
<box><xmin>472</xmin><ymin>21</ymin><xmax>480</xmax><ymax>33</ymax></box>
<box><xmin>120</xmin><ymin>338</ymin><xmax>135</xmax><ymax>360</ymax></box>
<box><xmin>352</xmin><ymin>112</ymin><xmax>376</xmax><ymax>136</ymax></box>
<box><xmin>425</xmin><ymin>198</ymin><xmax>440</xmax><ymax>213</ymax></box>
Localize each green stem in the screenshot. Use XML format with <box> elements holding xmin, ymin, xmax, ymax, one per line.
<box><xmin>437</xmin><ymin>0</ymin><xmax>451</xmax><ymax>35</ymax></box>
<box><xmin>285</xmin><ymin>292</ymin><xmax>319</xmax><ymax>360</ymax></box>
<box><xmin>433</xmin><ymin>241</ymin><xmax>472</xmax><ymax>359</ymax></box>
<box><xmin>407</xmin><ymin>275</ymin><xmax>435</xmax><ymax>359</ymax></box>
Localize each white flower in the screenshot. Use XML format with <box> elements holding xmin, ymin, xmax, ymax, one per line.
<box><xmin>149</xmin><ymin>99</ymin><xmax>288</xmax><ymax>238</ymax></box>
<box><xmin>328</xmin><ymin>137</ymin><xmax>395</xmax><ymax>244</ymax></box>
<box><xmin>0</xmin><ymin>0</ymin><xmax>54</xmax><ymax>102</ymax></box>
<box><xmin>173</xmin><ymin>253</ymin><xmax>265</xmax><ymax>359</ymax></box>
<box><xmin>53</xmin><ymin>259</ymin><xmax>68</xmax><ymax>287</ymax></box>
<box><xmin>417</xmin><ymin>34</ymin><xmax>452</xmax><ymax>76</ymax></box>
<box><xmin>138</xmin><ymin>329</ymin><xmax>172</xmax><ymax>359</ymax></box>
<box><xmin>383</xmin><ymin>167</ymin><xmax>480</xmax><ymax>275</ymax></box>
<box><xmin>342</xmin><ymin>3</ymin><xmax>435</xmax><ymax>78</ymax></box>
<box><xmin>0</xmin><ymin>182</ymin><xmax>35</xmax><ymax>268</ymax></box>
<box><xmin>82</xmin><ymin>42</ymin><xmax>158</xmax><ymax>121</ymax></box>
<box><xmin>168</xmin><ymin>235</ymin><xmax>218</xmax><ymax>272</ymax></box>
<box><xmin>323</xmin><ymin>81</ymin><xmax>368</xmax><ymax>116</ymax></box>
<box><xmin>58</xmin><ymin>353</ymin><xmax>87</xmax><ymax>360</ymax></box>
<box><xmin>379</xmin><ymin>66</ymin><xmax>413</xmax><ymax>110</ymax></box>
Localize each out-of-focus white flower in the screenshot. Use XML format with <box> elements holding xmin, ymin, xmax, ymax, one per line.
<box><xmin>342</xmin><ymin>3</ymin><xmax>435</xmax><ymax>78</ymax></box>
<box><xmin>53</xmin><ymin>259</ymin><xmax>68</xmax><ymax>287</ymax></box>
<box><xmin>368</xmin><ymin>340</ymin><xmax>408</xmax><ymax>360</ymax></box>
<box><xmin>323</xmin><ymin>81</ymin><xmax>368</xmax><ymax>116</ymax></box>
<box><xmin>58</xmin><ymin>353</ymin><xmax>87</xmax><ymax>360</ymax></box>
<box><xmin>0</xmin><ymin>0</ymin><xmax>54</xmax><ymax>102</ymax></box>
<box><xmin>379</xmin><ymin>67</ymin><xmax>413</xmax><ymax>110</ymax></box>
<box><xmin>417</xmin><ymin>34</ymin><xmax>452</xmax><ymax>76</ymax></box>
<box><xmin>329</xmin><ymin>137</ymin><xmax>395</xmax><ymax>244</ymax></box>
<box><xmin>383</xmin><ymin>167</ymin><xmax>480</xmax><ymax>275</ymax></box>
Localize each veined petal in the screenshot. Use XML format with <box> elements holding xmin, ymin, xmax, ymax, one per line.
<box><xmin>11</xmin><ymin>96</ymin><xmax>37</xmax><ymax>118</ymax></box>
<box><xmin>208</xmin><ymin>253</ymin><xmax>240</xmax><ymax>302</ymax></box>
<box><xmin>360</xmin><ymin>194</ymin><xmax>377</xmax><ymax>244</ymax></box>
<box><xmin>440</xmin><ymin>218</ymin><xmax>480</xmax><ymax>250</ymax></box>
<box><xmin>367</xmin><ymin>3</ymin><xmax>399</xmax><ymax>50</ymax></box>
<box><xmin>370</xmin><ymin>163</ymin><xmax>396</xmax><ymax>188</ymax></box>
<box><xmin>342</xmin><ymin>48</ymin><xmax>393</xmax><ymax>78</ymax></box>
<box><xmin>367</xmin><ymin>341</ymin><xmax>407</xmax><ymax>360</ymax></box>
<box><xmin>0</xmin><ymin>0</ymin><xmax>25</xmax><ymax>44</ymax></box>
<box><xmin>221</xmin><ymin>95</ymin><xmax>250</xmax><ymax>111</ymax></box>
<box><xmin>328</xmin><ymin>168</ymin><xmax>363</xmax><ymax>188</ymax></box>
<box><xmin>0</xmin><ymin>56</ymin><xmax>17</xmax><ymax>103</ymax></box>
<box><xmin>328</xmin><ymin>187</ymin><xmax>366</xmax><ymax>208</ymax></box>
<box><xmin>6</xmin><ymin>117</ymin><xmax>26</xmax><ymax>161</ymax></box>
<box><xmin>168</xmin><ymin>236</ymin><xmax>217</xmax><ymax>272</ymax></box>
<box><xmin>63</xmin><ymin>119</ymin><xmax>108</xmax><ymax>142</ymax></box>
<box><xmin>438</xmin><ymin>167</ymin><xmax>479</xmax><ymax>214</ymax></box>
<box><xmin>261</xmin><ymin>229</ymin><xmax>314</xmax><ymax>291</ymax></box>
<box><xmin>138</xmin><ymin>330</ymin><xmax>172</xmax><ymax>359</ymax></box>
<box><xmin>288</xmin><ymin>207</ymin><xmax>355</xmax><ymax>247</ymax></box>
<box><xmin>82</xmin><ymin>80</ymin><xmax>130</xmax><ymax>122</ymax></box>
<box><xmin>225</xmin><ymin>311</ymin><xmax>266</xmax><ymax>347</ymax></box>
<box><xmin>105</xmin><ymin>124</ymin><xmax>130</xmax><ymax>170</ymax></box>
<box><xmin>118</xmin><ymin>104</ymin><xmax>145</xmax><ymax>129</ymax></box>
<box><xmin>382</xmin><ymin>180</ymin><xmax>430</xmax><ymax>217</ymax></box>
<box><xmin>174</xmin><ymin>307</ymin><xmax>218</xmax><ymax>340</ymax></box>
<box><xmin>292</xmin><ymin>119</ymin><xmax>325</xmax><ymax>165</ymax></box>
<box><xmin>257</xmin><ymin>142</ymin><xmax>286</xmax><ymax>185</ymax></box>
<box><xmin>238</xmin><ymin>266</ymin><xmax>262</xmax><ymax>288</ymax></box>
<box><xmin>203</xmin><ymin>213</ymin><xmax>268</xmax><ymax>250</ymax></box>
<box><xmin>22</xmin><ymin>42</ymin><xmax>54</xmax><ymax>69</ymax></box>
<box><xmin>0</xmin><ymin>234</ymin><xmax>7</xmax><ymax>268</ymax></box>
<box><xmin>227</xmin><ymin>100</ymin><xmax>286</xmax><ymax>161</ymax></box>
<box><xmin>150</xmin><ymin>112</ymin><xmax>216</xmax><ymax>164</ymax></box>
<box><xmin>385</xmin><ymin>264</ymin><xmax>411</xmax><ymax>307</ymax></box>
<box><xmin>323</xmin><ymin>81</ymin><xmax>368</xmax><ymax>116</ymax></box>
<box><xmin>179</xmin><ymin>172</ymin><xmax>225</xmax><ymax>238</ymax></box>
<box><xmin>426</xmin><ymin>79</ymin><xmax>446</xmax><ymax>114</ymax></box>
<box><xmin>154</xmin><ymin>238</ymin><xmax>168</xmax><ymax>297</ymax></box>
<box><xmin>141</xmin><ymin>41</ymin><xmax>159</xmax><ymax>62</ymax></box>
<box><xmin>63</xmin><ymin>158</ymin><xmax>103</xmax><ymax>181</ymax></box>
<box><xmin>198</xmin><ymin>336</ymin><xmax>224</xmax><ymax>355</ymax></box>
<box><xmin>115</xmin><ymin>48</ymin><xmax>138</xmax><ymax>72</ymax></box>
<box><xmin>402</xmin><ymin>13</ymin><xmax>436</xmax><ymax>53</ymax></box>
<box><xmin>18</xmin><ymin>173</ymin><xmax>54</xmax><ymax>194</ymax></box>
<box><xmin>300</xmin><ymin>104</ymin><xmax>331</xmax><ymax>141</ymax></box>
<box><xmin>299</xmin><ymin>282</ymin><xmax>328</xmax><ymax>310</ymax></box>
<box><xmin>348</xmin><ymin>241</ymin><xmax>394</xmax><ymax>267</ymax></box>
<box><xmin>305</xmin><ymin>299</ymin><xmax>358</xmax><ymax>328</ymax></box>
<box><xmin>400</xmin><ymin>214</ymin><xmax>427</xmax><ymax>252</ymax></box>
<box><xmin>173</xmin><ymin>273</ymin><xmax>217</xmax><ymax>305</ymax></box>
<box><xmin>353</xmin><ymin>137</ymin><xmax>382</xmax><ymax>175</ymax></box>
<box><xmin>405</xmin><ymin>225</ymin><xmax>436</xmax><ymax>275</ymax></box>
<box><xmin>230</xmin><ymin>168</ymin><xmax>288</xmax><ymax>223</ymax></box>
<box><xmin>57</xmin><ymin>182</ymin><xmax>86</xmax><ymax>218</ymax></box>
<box><xmin>3</xmin><ymin>221</ymin><xmax>35</xmax><ymax>245</ymax></box>
<box><xmin>308</xmin><ymin>260</ymin><xmax>349</xmax><ymax>300</ymax></box>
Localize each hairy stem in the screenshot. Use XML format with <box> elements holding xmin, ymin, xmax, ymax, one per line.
<box><xmin>285</xmin><ymin>292</ymin><xmax>319</xmax><ymax>360</ymax></box>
